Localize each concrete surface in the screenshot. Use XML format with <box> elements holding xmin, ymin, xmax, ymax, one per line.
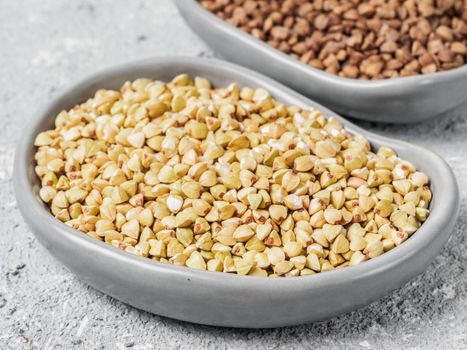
<box><xmin>0</xmin><ymin>0</ymin><xmax>465</xmax><ymax>349</ymax></box>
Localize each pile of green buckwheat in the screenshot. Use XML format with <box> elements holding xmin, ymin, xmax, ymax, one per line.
<box><xmin>34</xmin><ymin>74</ymin><xmax>432</xmax><ymax>277</ymax></box>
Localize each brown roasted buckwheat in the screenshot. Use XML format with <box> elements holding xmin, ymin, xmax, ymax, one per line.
<box><xmin>199</xmin><ymin>0</ymin><xmax>467</xmax><ymax>79</ymax></box>
<box><xmin>34</xmin><ymin>75</ymin><xmax>432</xmax><ymax>277</ymax></box>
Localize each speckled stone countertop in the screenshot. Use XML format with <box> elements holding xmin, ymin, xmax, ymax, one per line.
<box><xmin>0</xmin><ymin>1</ymin><xmax>465</xmax><ymax>349</ymax></box>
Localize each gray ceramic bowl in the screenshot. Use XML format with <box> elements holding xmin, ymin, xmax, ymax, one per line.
<box><xmin>14</xmin><ymin>57</ymin><xmax>459</xmax><ymax>328</ymax></box>
<box><xmin>175</xmin><ymin>0</ymin><xmax>467</xmax><ymax>123</ymax></box>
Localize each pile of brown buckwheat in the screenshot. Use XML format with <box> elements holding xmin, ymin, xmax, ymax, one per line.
<box><xmin>200</xmin><ymin>0</ymin><xmax>467</xmax><ymax>79</ymax></box>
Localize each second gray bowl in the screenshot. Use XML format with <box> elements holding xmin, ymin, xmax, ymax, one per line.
<box><xmin>176</xmin><ymin>0</ymin><xmax>467</xmax><ymax>123</ymax></box>
<box><xmin>14</xmin><ymin>57</ymin><xmax>459</xmax><ymax>328</ymax></box>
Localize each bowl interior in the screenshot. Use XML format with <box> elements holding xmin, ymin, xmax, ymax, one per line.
<box><xmin>181</xmin><ymin>0</ymin><xmax>467</xmax><ymax>87</ymax></box>
<box><xmin>20</xmin><ymin>57</ymin><xmax>457</xmax><ymax>284</ymax></box>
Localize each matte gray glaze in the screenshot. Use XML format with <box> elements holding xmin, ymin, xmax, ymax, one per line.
<box><xmin>175</xmin><ymin>0</ymin><xmax>467</xmax><ymax>124</ymax></box>
<box><xmin>14</xmin><ymin>57</ymin><xmax>459</xmax><ymax>328</ymax></box>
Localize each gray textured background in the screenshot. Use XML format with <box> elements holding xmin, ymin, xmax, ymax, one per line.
<box><xmin>0</xmin><ymin>1</ymin><xmax>466</xmax><ymax>349</ymax></box>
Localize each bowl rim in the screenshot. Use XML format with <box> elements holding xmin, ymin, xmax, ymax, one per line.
<box><xmin>13</xmin><ymin>56</ymin><xmax>459</xmax><ymax>288</ymax></box>
<box><xmin>179</xmin><ymin>0</ymin><xmax>467</xmax><ymax>89</ymax></box>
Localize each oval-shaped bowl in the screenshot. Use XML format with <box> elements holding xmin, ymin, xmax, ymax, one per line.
<box><xmin>175</xmin><ymin>0</ymin><xmax>467</xmax><ymax>123</ymax></box>
<box><xmin>14</xmin><ymin>57</ymin><xmax>459</xmax><ymax>328</ymax></box>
